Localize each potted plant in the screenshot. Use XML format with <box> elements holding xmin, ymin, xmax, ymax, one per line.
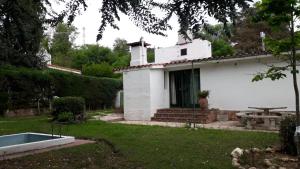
<box><xmin>198</xmin><ymin>90</ymin><xmax>209</xmax><ymax>110</ymax></box>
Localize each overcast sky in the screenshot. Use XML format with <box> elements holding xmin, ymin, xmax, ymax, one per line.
<box><xmin>71</xmin><ymin>0</ymin><xmax>219</xmax><ymax>48</ymax></box>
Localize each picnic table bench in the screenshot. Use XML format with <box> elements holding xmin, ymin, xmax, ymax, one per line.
<box><xmin>239</xmin><ymin>107</ymin><xmax>288</xmax><ymax>130</ymax></box>
<box><xmin>243</xmin><ymin>115</ymin><xmax>282</xmax><ymax>130</ymax></box>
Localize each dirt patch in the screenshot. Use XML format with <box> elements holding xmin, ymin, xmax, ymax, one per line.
<box><xmin>238</xmin><ymin>148</ymin><xmax>298</xmax><ymax>169</ymax></box>
<box><xmin>0</xmin><ymin>140</ymin><xmax>143</xmax><ymax>169</ymax></box>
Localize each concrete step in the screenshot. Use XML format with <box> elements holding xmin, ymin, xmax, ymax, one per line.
<box><xmin>154</xmin><ymin>113</ymin><xmax>206</xmax><ymax>118</ymax></box>
<box><xmin>157</xmin><ymin>108</ymin><xmax>209</xmax><ymax>114</ymax></box>
<box><xmin>151</xmin><ymin>117</ymin><xmax>205</xmax><ymax>123</ymax></box>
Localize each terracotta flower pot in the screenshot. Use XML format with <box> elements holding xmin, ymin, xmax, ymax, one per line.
<box><xmin>199</xmin><ymin>97</ymin><xmax>208</xmax><ymax>110</ymax></box>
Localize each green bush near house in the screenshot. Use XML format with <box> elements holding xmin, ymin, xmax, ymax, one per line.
<box><xmin>52</xmin><ymin>97</ymin><xmax>85</xmax><ymax>121</ymax></box>
<box><xmin>279</xmin><ymin>116</ymin><xmax>297</xmax><ymax>155</ymax></box>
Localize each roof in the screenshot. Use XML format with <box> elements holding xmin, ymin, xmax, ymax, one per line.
<box><xmin>127</xmin><ymin>41</ymin><xmax>151</xmax><ymax>47</ymax></box>
<box><xmin>47</xmin><ymin>64</ymin><xmax>81</xmax><ymax>74</ymax></box>
<box><xmin>114</xmin><ymin>51</ymin><xmax>271</xmax><ymax>72</ymax></box>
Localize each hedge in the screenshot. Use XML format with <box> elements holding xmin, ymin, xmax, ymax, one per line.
<box><xmin>0</xmin><ymin>66</ymin><xmax>122</xmax><ymax>114</ymax></box>
<box><xmin>47</xmin><ymin>69</ymin><xmax>122</xmax><ymax>109</ymax></box>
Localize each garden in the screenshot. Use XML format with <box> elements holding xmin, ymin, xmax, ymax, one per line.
<box><xmin>0</xmin><ymin>114</ymin><xmax>278</xmax><ymax>169</ymax></box>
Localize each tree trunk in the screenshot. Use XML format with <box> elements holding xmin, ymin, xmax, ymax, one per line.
<box><xmin>37</xmin><ymin>99</ymin><xmax>40</xmax><ymax>115</ymax></box>
<box><xmin>290</xmin><ymin>12</ymin><xmax>300</xmax><ymax>166</ymax></box>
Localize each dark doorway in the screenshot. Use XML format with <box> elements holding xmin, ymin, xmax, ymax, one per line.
<box><xmin>169</xmin><ymin>69</ymin><xmax>200</xmax><ymax>108</ymax></box>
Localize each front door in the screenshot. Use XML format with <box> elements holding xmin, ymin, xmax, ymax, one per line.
<box><xmin>169</xmin><ymin>69</ymin><xmax>200</xmax><ymax>108</ymax></box>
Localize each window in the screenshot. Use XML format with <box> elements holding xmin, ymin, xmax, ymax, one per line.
<box><xmin>164</xmin><ymin>71</ymin><xmax>167</xmax><ymax>89</ymax></box>
<box><xmin>181</xmin><ymin>48</ymin><xmax>187</xmax><ymax>56</ymax></box>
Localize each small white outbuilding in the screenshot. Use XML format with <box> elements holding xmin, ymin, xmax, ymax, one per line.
<box><xmin>115</xmin><ymin>35</ymin><xmax>298</xmax><ymax>121</ymax></box>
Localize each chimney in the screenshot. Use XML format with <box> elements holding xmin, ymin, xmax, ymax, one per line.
<box><xmin>128</xmin><ymin>37</ymin><xmax>150</xmax><ymax>66</ymax></box>
<box><xmin>260</xmin><ymin>32</ymin><xmax>266</xmax><ymax>51</ymax></box>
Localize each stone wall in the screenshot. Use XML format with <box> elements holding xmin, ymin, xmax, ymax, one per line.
<box><xmin>5</xmin><ymin>108</ymin><xmax>49</xmax><ymax>117</ymax></box>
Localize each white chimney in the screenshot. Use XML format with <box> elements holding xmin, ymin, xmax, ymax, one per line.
<box><xmin>128</xmin><ymin>37</ymin><xmax>150</xmax><ymax>66</ymax></box>
<box><xmin>177</xmin><ymin>30</ymin><xmax>193</xmax><ymax>45</ymax></box>
<box><xmin>260</xmin><ymin>32</ymin><xmax>266</xmax><ymax>51</ymax></box>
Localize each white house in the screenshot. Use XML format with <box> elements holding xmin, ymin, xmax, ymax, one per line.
<box><xmin>115</xmin><ymin>35</ymin><xmax>298</xmax><ymax>121</ymax></box>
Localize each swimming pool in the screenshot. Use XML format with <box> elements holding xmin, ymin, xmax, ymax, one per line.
<box><xmin>0</xmin><ymin>132</ymin><xmax>75</xmax><ymax>155</ymax></box>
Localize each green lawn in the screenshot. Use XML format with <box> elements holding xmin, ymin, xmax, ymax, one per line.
<box><xmin>0</xmin><ymin>116</ymin><xmax>278</xmax><ymax>169</ymax></box>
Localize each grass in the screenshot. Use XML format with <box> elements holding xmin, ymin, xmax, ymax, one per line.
<box><xmin>0</xmin><ymin>142</ymin><xmax>140</xmax><ymax>169</ymax></box>
<box><xmin>86</xmin><ymin>109</ymin><xmax>113</xmax><ymax>119</ymax></box>
<box><xmin>0</xmin><ymin>116</ymin><xmax>278</xmax><ymax>169</ymax></box>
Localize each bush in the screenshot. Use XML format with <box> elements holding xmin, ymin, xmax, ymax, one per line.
<box><xmin>57</xmin><ymin>112</ymin><xmax>74</xmax><ymax>122</ymax></box>
<box><xmin>279</xmin><ymin>116</ymin><xmax>297</xmax><ymax>155</ymax></box>
<box><xmin>52</xmin><ymin>97</ymin><xmax>85</xmax><ymax>121</ymax></box>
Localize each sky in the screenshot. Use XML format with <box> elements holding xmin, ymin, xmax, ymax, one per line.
<box><xmin>71</xmin><ymin>0</ymin><xmax>219</xmax><ymax>48</ymax></box>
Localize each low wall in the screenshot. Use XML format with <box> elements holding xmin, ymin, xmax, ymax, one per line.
<box><xmin>5</xmin><ymin>108</ymin><xmax>49</xmax><ymax>117</ymax></box>
<box><xmin>216</xmin><ymin>110</ymin><xmax>239</xmax><ymax>121</ymax></box>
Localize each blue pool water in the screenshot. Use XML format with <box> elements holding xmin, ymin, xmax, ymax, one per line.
<box><xmin>0</xmin><ymin>133</ymin><xmax>59</xmax><ymax>147</ymax></box>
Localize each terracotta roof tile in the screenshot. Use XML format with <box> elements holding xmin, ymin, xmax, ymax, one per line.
<box><xmin>114</xmin><ymin>51</ymin><xmax>270</xmax><ymax>72</ymax></box>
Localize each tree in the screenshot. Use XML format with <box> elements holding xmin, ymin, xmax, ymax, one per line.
<box><xmin>71</xmin><ymin>44</ymin><xmax>116</xmax><ymax>69</ymax></box>
<box><xmin>0</xmin><ymin>0</ymin><xmax>45</xmax><ymax>68</ymax></box>
<box><xmin>194</xmin><ymin>24</ymin><xmax>234</xmax><ymax>57</ymax></box>
<box><xmin>0</xmin><ymin>0</ymin><xmax>87</xmax><ymax>68</ymax></box>
<box><xmin>147</xmin><ymin>48</ymin><xmax>155</xmax><ymax>63</ymax></box>
<box><xmin>252</xmin><ymin>0</ymin><xmax>300</xmax><ymax>162</ymax></box>
<box><xmin>96</xmin><ymin>0</ymin><xmax>251</xmax><ymax>41</ymax></box>
<box><xmin>231</xmin><ymin>7</ymin><xmax>289</xmax><ymax>53</ymax></box>
<box><xmin>113</xmin><ymin>38</ymin><xmax>129</xmax><ymax>53</ymax></box>
<box><xmin>1</xmin><ymin>0</ymin><xmax>252</xmax><ymax>68</ymax></box>
<box><xmin>82</xmin><ymin>63</ymin><xmax>114</xmax><ymax>78</ymax></box>
<box><xmin>49</xmin><ymin>22</ymin><xmax>77</xmax><ymax>67</ymax></box>
<box><xmin>194</xmin><ymin>24</ymin><xmax>232</xmax><ymax>42</ymax></box>
<box><xmin>111</xmin><ymin>38</ymin><xmax>131</xmax><ymax>68</ymax></box>
<box><xmin>212</xmin><ymin>39</ymin><xmax>234</xmax><ymax>57</ymax></box>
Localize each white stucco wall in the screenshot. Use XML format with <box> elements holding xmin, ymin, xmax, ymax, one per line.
<box><xmin>123</xmin><ymin>69</ymin><xmax>151</xmax><ymax>120</ymax></box>
<box><xmin>123</xmin><ymin>55</ymin><xmax>299</xmax><ymax>121</ymax></box>
<box><xmin>200</xmin><ymin>58</ymin><xmax>298</xmax><ymax>111</ymax></box>
<box><xmin>123</xmin><ymin>68</ymin><xmax>169</xmax><ymax>120</ymax></box>
<box><xmin>155</xmin><ymin>39</ymin><xmax>211</xmax><ymax>64</ymax></box>
<box><xmin>150</xmin><ymin>70</ymin><xmax>169</xmax><ymax>116</ymax></box>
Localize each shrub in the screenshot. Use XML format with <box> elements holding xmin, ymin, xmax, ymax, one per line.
<box><xmin>57</xmin><ymin>112</ymin><xmax>74</xmax><ymax>122</ymax></box>
<box><xmin>52</xmin><ymin>97</ymin><xmax>85</xmax><ymax>121</ymax></box>
<box><xmin>279</xmin><ymin>116</ymin><xmax>297</xmax><ymax>155</ymax></box>
<box><xmin>198</xmin><ymin>90</ymin><xmax>210</xmax><ymax>98</ymax></box>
